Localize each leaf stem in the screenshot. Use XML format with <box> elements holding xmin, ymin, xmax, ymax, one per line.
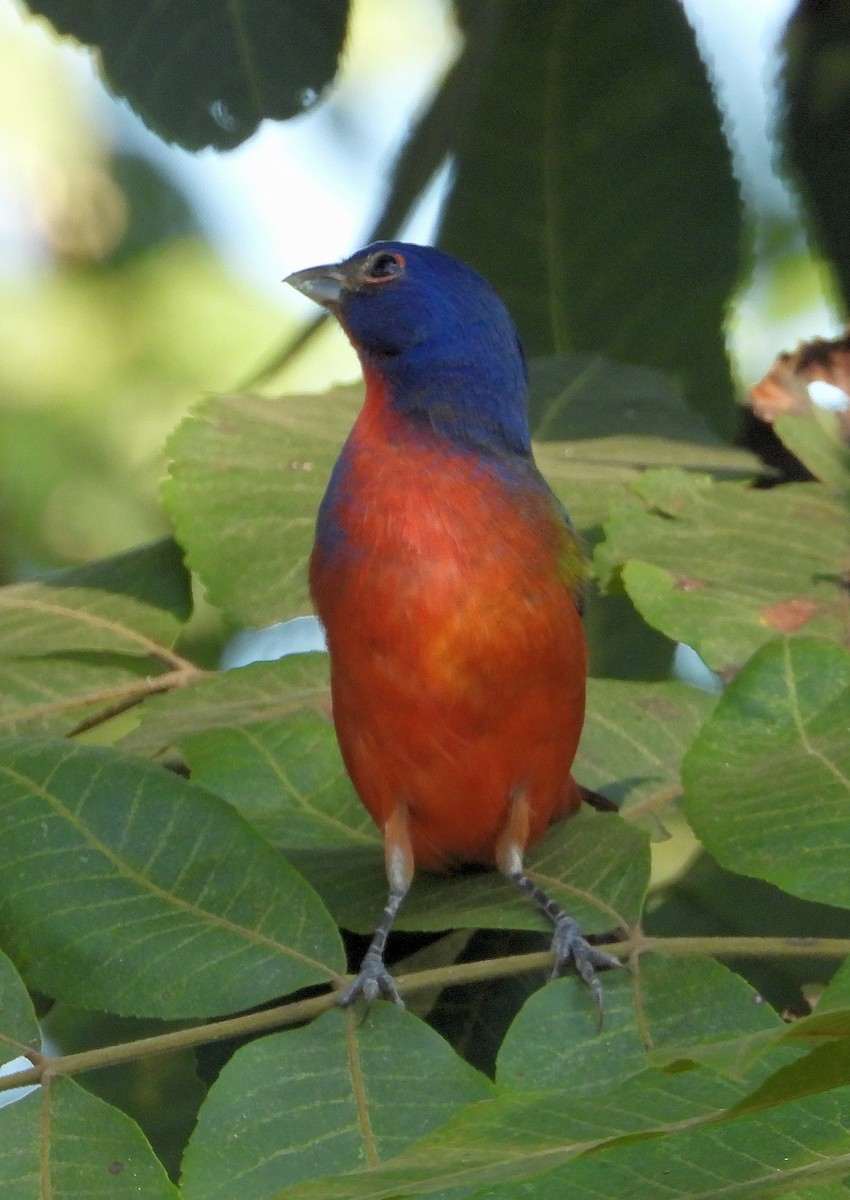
<box><xmin>63</xmin><ymin>664</ymin><xmax>208</xmax><ymax>737</ymax></box>
<box><xmin>0</xmin><ymin>665</ymin><xmax>209</xmax><ymax>736</ymax></box>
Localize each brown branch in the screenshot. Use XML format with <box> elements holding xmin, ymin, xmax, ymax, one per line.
<box><xmin>2</xmin><ymin>932</ymin><xmax>849</xmax><ymax>1095</ymax></box>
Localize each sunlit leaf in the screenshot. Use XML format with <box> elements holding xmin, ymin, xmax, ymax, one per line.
<box><xmin>596</xmin><ymin>469</ymin><xmax>849</xmax><ymax>671</ymax></box>
<box><xmin>164</xmin><ymin>387</ymin><xmax>361</xmax><ymax>626</ymax></box>
<box><xmin>165</xmin><ymin>373</ymin><xmax>756</xmax><ymax>627</ymax></box>
<box><xmin>682</xmin><ymin>638</ymin><xmax>850</xmax><ymax>908</ymax></box>
<box><xmin>774</xmin><ymin>411</ymin><xmax>850</xmax><ymax>493</ymax></box>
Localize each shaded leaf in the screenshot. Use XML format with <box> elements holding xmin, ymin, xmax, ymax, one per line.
<box><xmin>0</xmin><ymin>947</ymin><xmax>39</xmax><ymax>1056</ymax></box>
<box><xmin>529</xmin><ymin>357</ymin><xmax>740</xmax><ymax>447</ymax></box>
<box><xmin>438</xmin><ymin>0</ymin><xmax>743</xmax><ymax>437</ymax></box>
<box><xmin>0</xmin><ymin>543</ymin><xmax>196</xmax><ymax>737</ymax></box>
<box><xmin>49</xmin><ymin>539</ymin><xmax>193</xmax><ymax>624</ymax></box>
<box><xmin>596</xmin><ymin>468</ymin><xmax>849</xmax><ymax>671</ymax></box>
<box><xmin>425</xmin><ymin>928</ymin><xmax>550</xmax><ymax>1077</ymax></box>
<box><xmin>783</xmin><ymin>1</ymin><xmax>850</xmax><ymax>307</ymax></box>
<box><xmin>288</xmin><ymin>806</ymin><xmax>649</xmax><ymax>939</ymax></box>
<box><xmin>267</xmin><ymin>1025</ymin><xmax>830</xmax><ymax>1200</ymax></box>
<box><xmin>682</xmin><ymin>638</ymin><xmax>850</xmax><ymax>909</ymax></box>
<box><xmin>180</xmin><ymin>1005</ymin><xmax>493</xmax><ymax>1200</ymax></box>
<box><xmin>25</xmin><ymin>0</ymin><xmax>350</xmax><ymax>150</ymax></box>
<box><xmin>0</xmin><ymin>1076</ymin><xmax>178</xmax><ymax>1198</ymax></box>
<box><xmin>576</xmin><ymin>678</ymin><xmax>717</xmax><ymax>828</ymax></box>
<box><xmin>0</xmin><ymin>738</ymin><xmax>344</xmax><ymax>1018</ymax></box>
<box><xmin>645</xmin><ymin>853</ymin><xmax>850</xmax><ymax>1016</ymax></box>
<box><xmin>497</xmin><ymin>955</ymin><xmax>784</xmax><ymax>1098</ymax></box>
<box><xmin>123</xmin><ymin>654</ymin><xmax>331</xmax><ymax>755</ymax></box>
<box><xmin>39</xmin><ymin>1002</ymin><xmax>206</xmax><ymax>1182</ymax></box>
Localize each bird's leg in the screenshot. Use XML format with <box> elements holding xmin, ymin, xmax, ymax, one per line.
<box><xmin>496</xmin><ymin>791</ymin><xmax>622</xmax><ymax>1023</ymax></box>
<box><xmin>338</xmin><ymin>804</ymin><xmax>413</xmax><ymax>1008</ymax></box>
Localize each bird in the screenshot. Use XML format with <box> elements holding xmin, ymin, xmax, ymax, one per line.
<box><xmin>285</xmin><ymin>242</ymin><xmax>620</xmax><ymax>1014</ymax></box>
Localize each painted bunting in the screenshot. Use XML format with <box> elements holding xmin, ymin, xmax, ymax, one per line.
<box><xmin>286</xmin><ymin>242</ymin><xmax>620</xmax><ymax>1011</ymax></box>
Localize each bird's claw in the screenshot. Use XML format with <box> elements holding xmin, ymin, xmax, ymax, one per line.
<box><xmin>338</xmin><ymin>952</ymin><xmax>404</xmax><ymax>1008</ymax></box>
<box><xmin>550</xmin><ymin>914</ymin><xmax>623</xmax><ymax>1025</ymax></box>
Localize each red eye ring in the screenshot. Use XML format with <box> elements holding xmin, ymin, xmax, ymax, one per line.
<box><xmin>363</xmin><ymin>250</ymin><xmax>405</xmax><ymax>284</ymax></box>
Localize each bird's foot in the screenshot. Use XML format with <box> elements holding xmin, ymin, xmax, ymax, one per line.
<box><xmin>338</xmin><ymin>951</ymin><xmax>404</xmax><ymax>1008</ymax></box>
<box><xmin>550</xmin><ymin>914</ymin><xmax>623</xmax><ymax>1023</ymax></box>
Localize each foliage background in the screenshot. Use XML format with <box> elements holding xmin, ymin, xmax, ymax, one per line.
<box><xmin>0</xmin><ymin>1</ymin><xmax>849</xmax><ymax>1198</ymax></box>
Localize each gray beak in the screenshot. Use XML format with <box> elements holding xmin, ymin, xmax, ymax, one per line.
<box><xmin>284</xmin><ymin>262</ymin><xmax>347</xmax><ymax>307</ymax></box>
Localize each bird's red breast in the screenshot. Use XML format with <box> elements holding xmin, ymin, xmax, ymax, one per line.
<box><xmin>310</xmin><ymin>368</ymin><xmax>586</xmax><ymax>872</ymax></box>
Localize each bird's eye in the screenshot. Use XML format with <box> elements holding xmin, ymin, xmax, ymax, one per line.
<box><xmin>363</xmin><ymin>251</ymin><xmax>405</xmax><ymax>283</ymax></box>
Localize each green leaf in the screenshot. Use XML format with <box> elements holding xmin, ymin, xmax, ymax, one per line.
<box><xmin>0</xmin><ymin>656</ymin><xmax>182</xmax><ymax>741</ymax></box>
<box><xmin>25</xmin><ymin>0</ymin><xmax>350</xmax><ymax>151</ymax></box>
<box><xmin>0</xmin><ymin>578</ymin><xmax>186</xmax><ymax>659</ymax></box>
<box><xmin>822</xmin><ymin>957</ymin><xmax>850</xmax><ymax>1011</ymax></box>
<box><xmin>497</xmin><ymin>955</ymin><xmax>783</xmax><ymax>1097</ymax></box>
<box><xmin>437</xmin><ymin>0</ymin><xmax>743</xmax><ymax>438</ymax></box>
<box><xmin>183</xmin><ymin>712</ymin><xmax>378</xmax><ymax>850</ymax></box>
<box><xmin>575</xmin><ymin>678</ymin><xmax>717</xmax><ymax>828</ymax></box>
<box><xmin>0</xmin><ymin>947</ymin><xmax>39</xmax><ymax>1056</ymax></box>
<box><xmin>468</xmin><ymin>1088</ymin><xmax>850</xmax><ymax>1200</ymax></box>
<box><xmin>530</xmin><ymin>357</ymin><xmax>757</xmax><ymax>532</ymax></box>
<box><xmin>122</xmin><ymin>655</ymin><xmax>374</xmax><ymax>851</ymax></box>
<box><xmin>425</xmin><ymin>928</ymin><xmax>551</xmax><ymax>1076</ymax></box>
<box><xmin>729</xmin><ymin>1041</ymin><xmax>850</xmax><ymax>1119</ymax></box>
<box><xmin>289</xmin><ymin>806</ymin><xmax>649</xmax><ymax>938</ymax></box>
<box><xmin>0</xmin><ymin>738</ymin><xmax>344</xmax><ymax>1017</ymax></box>
<box><xmin>774</xmin><ymin>411</ymin><xmax>850</xmax><ymax>494</ymax></box>
<box><xmin>645</xmin><ymin>853</ymin><xmax>850</xmax><ymax>1015</ymax></box>
<box><xmin>162</xmin><ymin>357</ymin><xmax>761</xmax><ymax>642</ymax></box>
<box><xmin>783</xmin><ymin>2</ymin><xmax>850</xmax><ymax>306</ymax></box>
<box><xmin>682</xmin><ymin>638</ymin><xmax>850</xmax><ymax>908</ymax></box>
<box><xmin>164</xmin><ymin>388</ymin><xmax>361</xmax><ymax>626</ymax></box>
<box><xmin>269</xmin><ymin>1076</ymin><xmax>850</xmax><ymax>1200</ymax></box>
<box><xmin>529</xmin><ymin>357</ymin><xmax>739</xmax><ymax>447</ymax></box>
<box><xmin>47</xmin><ymin>539</ymin><xmax>193</xmax><ymax>624</ymax></box>
<box><xmin>181</xmin><ymin>1005</ymin><xmax>493</xmax><ymax>1200</ymax></box>
<box><xmin>782</xmin><ymin>1187</ymin><xmax>850</xmax><ymax>1200</ymax></box>
<box><xmin>596</xmin><ymin>469</ymin><xmax>849</xmax><ymax>671</ymax></box>
<box><xmin>0</xmin><ymin>1076</ymin><xmax>178</xmax><ymax>1199</ymax></box>
<box><xmin>264</xmin><ymin>1011</ymin><xmax>829</xmax><ymax>1200</ymax></box>
<box><xmin>123</xmin><ymin>655</ymin><xmax>332</xmax><ymax>755</ymax></box>
<box><xmin>0</xmin><ymin>543</ymin><xmax>195</xmax><ymax>738</ymax></box>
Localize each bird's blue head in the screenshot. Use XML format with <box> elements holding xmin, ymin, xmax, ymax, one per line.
<box><xmin>285</xmin><ymin>241</ymin><xmax>531</xmax><ymax>457</ymax></box>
